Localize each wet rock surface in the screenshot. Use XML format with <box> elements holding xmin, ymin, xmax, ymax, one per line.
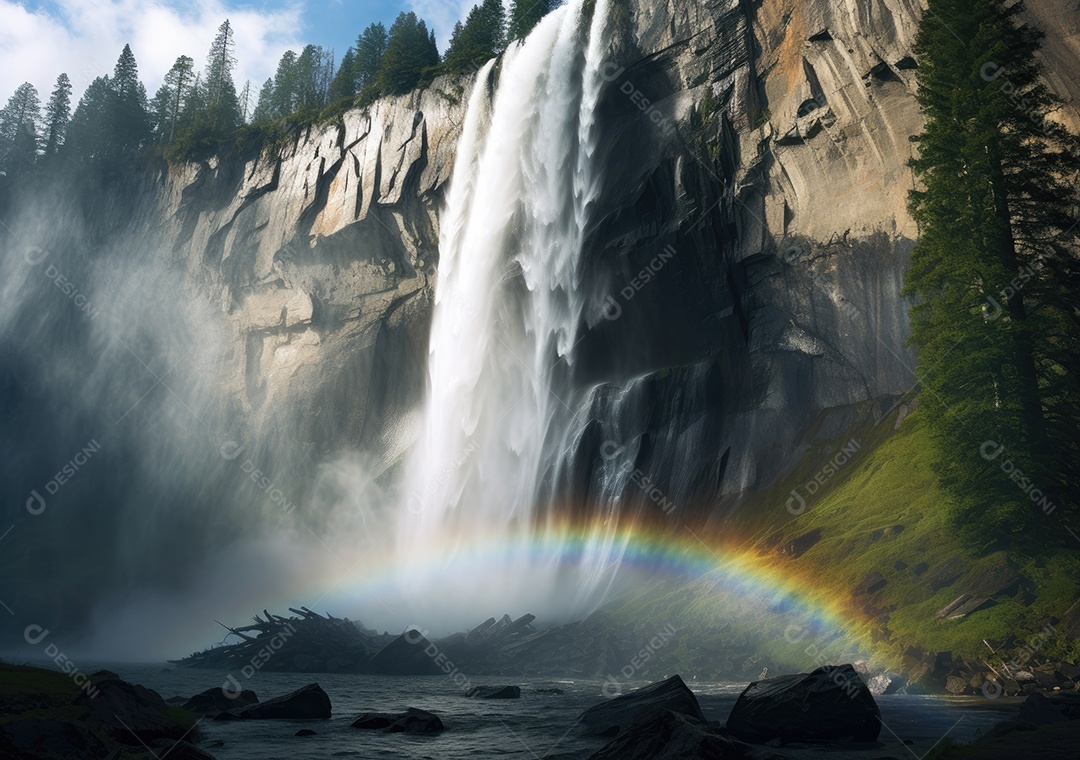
<box><xmin>580</xmin><ymin>675</ymin><xmax>706</xmax><ymax>737</ymax></box>
<box><xmin>725</xmin><ymin>665</ymin><xmax>881</xmax><ymax>744</ymax></box>
<box><xmin>235</xmin><ymin>683</ymin><xmax>331</xmax><ymax>720</ymax></box>
<box><xmin>587</xmin><ymin>708</ymin><xmax>749</xmax><ymax>760</ymax></box>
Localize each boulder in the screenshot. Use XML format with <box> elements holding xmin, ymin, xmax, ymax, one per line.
<box><xmin>0</xmin><ymin>718</ymin><xmax>108</xmax><ymax>758</ymax></box>
<box><xmin>388</xmin><ymin>708</ymin><xmax>445</xmax><ymax>734</ymax></box>
<box><xmin>239</xmin><ymin>683</ymin><xmax>331</xmax><ymax>720</ymax></box>
<box><xmin>587</xmin><ymin>709</ymin><xmax>748</xmax><ymax>760</ymax></box>
<box><xmin>580</xmin><ymin>675</ymin><xmax>705</xmax><ymax>737</ymax></box>
<box><xmin>75</xmin><ymin>677</ymin><xmax>186</xmax><ymax>743</ymax></box>
<box><xmin>182</xmin><ymin>687</ymin><xmax>259</xmax><ymax>714</ymax></box>
<box><xmin>467</xmin><ymin>685</ymin><xmax>521</xmax><ymax>699</ymax></box>
<box><xmin>726</xmin><ymin>664</ymin><xmax>881</xmax><ymax>743</ymax></box>
<box><xmin>1058</xmin><ymin>663</ymin><xmax>1080</xmax><ymax>681</ymax></box>
<box><xmin>351</xmin><ymin>713</ymin><xmax>396</xmax><ymax>729</ymax></box>
<box><xmin>1016</xmin><ymin>693</ymin><xmax>1080</xmax><ymax>725</ymax></box>
<box><xmin>945</xmin><ymin>675</ymin><xmax>971</xmax><ymax>695</ymax></box>
<box><xmin>295</xmin><ymin>729</ymin><xmax>317</xmax><ymax>737</ymax></box>
<box><xmin>352</xmin><ymin>708</ymin><xmax>445</xmax><ymax>733</ymax></box>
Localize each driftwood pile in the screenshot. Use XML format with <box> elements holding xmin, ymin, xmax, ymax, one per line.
<box><xmin>172</xmin><ymin>607</ymin><xmax>394</xmax><ymax>674</ymax></box>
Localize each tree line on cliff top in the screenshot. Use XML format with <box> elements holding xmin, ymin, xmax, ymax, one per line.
<box><xmin>0</xmin><ymin>0</ymin><xmax>554</xmax><ymax>172</ymax></box>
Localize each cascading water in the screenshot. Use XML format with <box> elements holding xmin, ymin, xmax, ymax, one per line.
<box><xmin>395</xmin><ymin>0</ymin><xmax>625</xmax><ymax>620</ymax></box>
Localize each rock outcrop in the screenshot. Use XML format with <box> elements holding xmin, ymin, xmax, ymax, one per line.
<box><xmin>725</xmin><ymin>664</ymin><xmax>881</xmax><ymax>743</ymax></box>
<box><xmin>580</xmin><ymin>675</ymin><xmax>706</xmax><ymax>737</ymax></box>
<box><xmin>588</xmin><ymin>709</ymin><xmax>749</xmax><ymax>760</ymax></box>
<box><xmin>236</xmin><ymin>683</ymin><xmax>331</xmax><ymax>720</ymax></box>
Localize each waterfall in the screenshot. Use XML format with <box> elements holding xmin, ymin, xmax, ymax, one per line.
<box><xmin>396</xmin><ymin>0</ymin><xmax>621</xmax><ymax>620</ymax></box>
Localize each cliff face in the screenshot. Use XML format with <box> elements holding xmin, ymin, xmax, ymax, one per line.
<box><xmin>142</xmin><ymin>0</ymin><xmax>1079</xmax><ymax>514</ymax></box>
<box><xmin>151</xmin><ymin>83</ymin><xmax>472</xmax><ymax>455</ymax></box>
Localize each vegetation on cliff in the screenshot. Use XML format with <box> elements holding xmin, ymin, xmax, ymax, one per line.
<box><xmin>905</xmin><ymin>0</ymin><xmax>1080</xmax><ymax>532</ymax></box>
<box><xmin>0</xmin><ymin>0</ymin><xmax>559</xmax><ymax>174</ymax></box>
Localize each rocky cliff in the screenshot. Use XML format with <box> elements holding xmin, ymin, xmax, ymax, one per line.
<box><xmin>133</xmin><ymin>0</ymin><xmax>1079</xmax><ymax>514</ymax></box>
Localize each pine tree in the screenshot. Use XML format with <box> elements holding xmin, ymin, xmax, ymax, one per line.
<box><xmin>152</xmin><ymin>55</ymin><xmax>196</xmax><ymax>143</ymax></box>
<box><xmin>508</xmin><ymin>0</ymin><xmax>554</xmax><ymax>40</ymax></box>
<box><xmin>252</xmin><ymin>78</ymin><xmax>275</xmax><ymax>124</ymax></box>
<box><xmin>108</xmin><ymin>44</ymin><xmax>151</xmax><ymax>157</ymax></box>
<box><xmin>0</xmin><ymin>83</ymin><xmax>41</xmax><ymax>175</ymax></box>
<box><xmin>354</xmin><ymin>23</ymin><xmax>388</xmax><ymax>92</ymax></box>
<box><xmin>65</xmin><ymin>76</ymin><xmax>112</xmax><ymax>162</ymax></box>
<box><xmin>42</xmin><ymin>74</ymin><xmax>72</xmax><ymax>156</ymax></box>
<box><xmin>203</xmin><ymin>20</ymin><xmax>241</xmax><ymax>134</ymax></box>
<box><xmin>238</xmin><ymin>80</ymin><xmax>252</xmax><ymax>123</ymax></box>
<box><xmin>294</xmin><ymin>45</ymin><xmax>328</xmax><ymax>112</ymax></box>
<box><xmin>329</xmin><ymin>48</ymin><xmax>359</xmax><ymax>101</ymax></box>
<box><xmin>906</xmin><ymin>0</ymin><xmax>1080</xmax><ymax>528</ymax></box>
<box><xmin>445</xmin><ymin>0</ymin><xmax>507</xmax><ymax>72</ymax></box>
<box><xmin>377</xmin><ymin>12</ymin><xmax>440</xmax><ymax>95</ymax></box>
<box><xmin>271</xmin><ymin>50</ymin><xmax>299</xmax><ymax>117</ymax></box>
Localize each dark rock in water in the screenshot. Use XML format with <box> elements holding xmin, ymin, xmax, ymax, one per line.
<box><xmin>295</xmin><ymin>729</ymin><xmax>318</xmax><ymax>737</ymax></box>
<box><xmin>239</xmin><ymin>683</ymin><xmax>331</xmax><ymax>720</ymax></box>
<box><xmin>182</xmin><ymin>687</ymin><xmax>259</xmax><ymax>714</ymax></box>
<box><xmin>351</xmin><ymin>708</ymin><xmax>444</xmax><ymax>733</ymax></box>
<box><xmin>75</xmin><ymin>677</ymin><xmax>186</xmax><ymax>743</ymax></box>
<box><xmin>726</xmin><ymin>664</ymin><xmax>881</xmax><ymax>743</ymax></box>
<box><xmin>352</xmin><ymin>713</ymin><xmax>396</xmax><ymax>729</ymax></box>
<box><xmin>389</xmin><ymin>708</ymin><xmax>445</xmax><ymax>734</ymax></box>
<box><xmin>365</xmin><ymin>631</ymin><xmax>443</xmax><ymax>675</ymax></box>
<box><xmin>467</xmin><ymin>685</ymin><xmax>521</xmax><ymax>699</ymax></box>
<box><xmin>0</xmin><ymin>718</ymin><xmax>109</xmax><ymax>758</ymax></box>
<box><xmin>580</xmin><ymin>675</ymin><xmax>706</xmax><ymax>737</ymax></box>
<box><xmin>1016</xmin><ymin>692</ymin><xmax>1080</xmax><ymax>726</ymax></box>
<box><xmin>587</xmin><ymin>709</ymin><xmax>748</xmax><ymax>760</ymax></box>
<box><xmin>535</xmin><ymin>688</ymin><xmax>565</xmax><ymax>695</ymax></box>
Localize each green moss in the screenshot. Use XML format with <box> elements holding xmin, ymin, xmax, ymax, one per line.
<box><xmin>736</xmin><ymin>406</ymin><xmax>1079</xmax><ymax>666</ymax></box>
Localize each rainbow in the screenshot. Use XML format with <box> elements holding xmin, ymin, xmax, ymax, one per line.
<box><xmin>256</xmin><ymin>519</ymin><xmax>902</xmax><ymax>675</ymax></box>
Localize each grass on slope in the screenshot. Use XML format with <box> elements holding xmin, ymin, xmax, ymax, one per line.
<box><xmin>741</xmin><ymin>404</ymin><xmax>1080</xmax><ymax>666</ymax></box>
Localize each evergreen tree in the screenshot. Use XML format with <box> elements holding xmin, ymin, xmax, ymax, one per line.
<box><xmin>906</xmin><ymin>0</ymin><xmax>1080</xmax><ymax>527</ymax></box>
<box><xmin>151</xmin><ymin>55</ymin><xmax>196</xmax><ymax>142</ymax></box>
<box><xmin>108</xmin><ymin>44</ymin><xmax>151</xmax><ymax>157</ymax></box>
<box><xmin>354</xmin><ymin>23</ymin><xmax>388</xmax><ymax>91</ymax></box>
<box><xmin>0</xmin><ymin>83</ymin><xmax>41</xmax><ymax>175</ymax></box>
<box><xmin>294</xmin><ymin>45</ymin><xmax>329</xmax><ymax>112</ymax></box>
<box><xmin>445</xmin><ymin>0</ymin><xmax>506</xmax><ymax>72</ymax></box>
<box><xmin>238</xmin><ymin>79</ymin><xmax>252</xmax><ymax>122</ymax></box>
<box><xmin>252</xmin><ymin>78</ymin><xmax>275</xmax><ymax>124</ymax></box>
<box><xmin>329</xmin><ymin>48</ymin><xmax>358</xmax><ymax>101</ymax></box>
<box><xmin>42</xmin><ymin>73</ymin><xmax>72</xmax><ymax>156</ymax></box>
<box><xmin>203</xmin><ymin>20</ymin><xmax>242</xmax><ymax>133</ymax></box>
<box><xmin>66</xmin><ymin>76</ymin><xmax>112</xmax><ymax>162</ymax></box>
<box><xmin>377</xmin><ymin>12</ymin><xmax>440</xmax><ymax>95</ymax></box>
<box><xmin>508</xmin><ymin>0</ymin><xmax>554</xmax><ymax>40</ymax></box>
<box><xmin>271</xmin><ymin>50</ymin><xmax>299</xmax><ymax>117</ymax></box>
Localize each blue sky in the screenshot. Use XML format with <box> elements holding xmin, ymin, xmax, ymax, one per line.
<box><xmin>0</xmin><ymin>0</ymin><xmax>474</xmax><ymax>102</ymax></box>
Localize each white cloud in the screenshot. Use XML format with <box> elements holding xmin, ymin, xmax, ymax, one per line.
<box><xmin>0</xmin><ymin>0</ymin><xmax>306</xmax><ymax>105</ymax></box>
